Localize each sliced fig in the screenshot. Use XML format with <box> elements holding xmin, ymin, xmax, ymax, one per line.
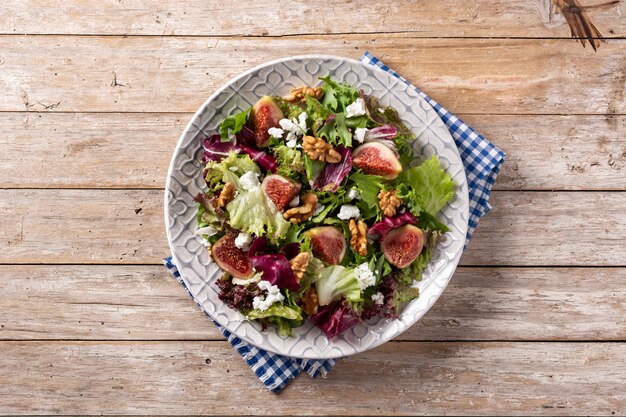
<box><xmin>305</xmin><ymin>226</ymin><xmax>346</xmax><ymax>265</ymax></box>
<box><xmin>261</xmin><ymin>174</ymin><xmax>301</xmax><ymax>211</ymax></box>
<box><xmin>212</xmin><ymin>234</ymin><xmax>254</xmax><ymax>279</ymax></box>
<box><xmin>352</xmin><ymin>142</ymin><xmax>402</xmax><ymax>179</ymax></box>
<box><xmin>250</xmin><ymin>96</ymin><xmax>284</xmax><ymax>148</ymax></box>
<box><xmin>381</xmin><ymin>224</ymin><xmax>424</xmax><ymax>268</ymax></box>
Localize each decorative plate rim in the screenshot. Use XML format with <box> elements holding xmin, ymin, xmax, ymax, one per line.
<box><xmin>164</xmin><ymin>54</ymin><xmax>469</xmax><ymax>359</ymax></box>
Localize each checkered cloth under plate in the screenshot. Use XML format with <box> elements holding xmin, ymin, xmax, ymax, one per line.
<box><xmin>163</xmin><ymin>52</ymin><xmax>506</xmax><ymax>392</ymax></box>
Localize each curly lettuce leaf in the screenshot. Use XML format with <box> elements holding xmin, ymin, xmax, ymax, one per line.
<box><xmin>397</xmin><ymin>156</ymin><xmax>455</xmax><ymax>216</ymax></box>
<box><xmin>317</xmin><ymin>113</ymin><xmax>352</xmax><ymax>148</ymax></box>
<box><xmin>316</xmin><ymin>265</ymin><xmax>362</xmax><ymax>307</ymax></box>
<box><xmin>226</xmin><ymin>187</ymin><xmax>290</xmax><ymax>241</ymax></box>
<box><xmin>271</xmin><ymin>142</ymin><xmax>305</xmax><ymax>178</ymax></box>
<box><xmin>319</xmin><ymin>76</ymin><xmax>360</xmax><ymax>113</ymax></box>
<box><xmin>204</xmin><ymin>151</ymin><xmax>260</xmax><ymax>193</ymax></box>
<box><xmin>246</xmin><ymin>302</ymin><xmax>302</xmax><ymax>321</ymax></box>
<box><xmin>219</xmin><ymin>107</ymin><xmax>251</xmax><ymax>141</ymax></box>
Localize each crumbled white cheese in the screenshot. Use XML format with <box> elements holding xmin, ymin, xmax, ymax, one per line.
<box><xmin>234</xmin><ymin>232</ymin><xmax>252</xmax><ymax>251</ymax></box>
<box><xmin>371</xmin><ymin>291</ymin><xmax>384</xmax><ymax>305</ymax></box>
<box><xmin>195</xmin><ymin>225</ymin><xmax>218</xmax><ymax>237</ymax></box>
<box><xmin>232</xmin><ymin>272</ymin><xmax>261</xmax><ymax>286</ymax></box>
<box><xmin>279</xmin><ymin>118</ymin><xmax>298</xmax><ymax>132</ymax></box>
<box><xmin>297</xmin><ymin>112</ymin><xmax>308</xmax><ymax>132</ymax></box>
<box><xmin>346</xmin><ymin>98</ymin><xmax>366</xmax><ymax>118</ymax></box>
<box><xmin>286</xmin><ymin>139</ymin><xmax>297</xmax><ymax>148</ymax></box>
<box><xmin>354</xmin><ymin>263</ymin><xmax>376</xmax><ymax>290</ymax></box>
<box><xmin>313</xmin><ymin>203</ymin><xmax>325</xmax><ymax>216</ymax></box>
<box><xmin>252</xmin><ymin>280</ymin><xmax>285</xmax><ymax>311</ymax></box>
<box><xmin>345</xmin><ymin>188</ymin><xmax>359</xmax><ymax>201</ymax></box>
<box><xmin>354</xmin><ymin>127</ymin><xmax>369</xmax><ymax>143</ymax></box>
<box><xmin>288</xmin><ymin>194</ymin><xmax>300</xmax><ymax>207</ymax></box>
<box><xmin>268</xmin><ymin>127</ymin><xmax>284</xmax><ymax>139</ymax></box>
<box><xmin>239</xmin><ymin>171</ymin><xmax>260</xmax><ymax>191</ymax></box>
<box><xmin>201</xmin><ymin>239</ymin><xmax>212</xmax><ymax>247</ymax></box>
<box><xmin>337</xmin><ymin>204</ymin><xmax>360</xmax><ymax>220</ymax></box>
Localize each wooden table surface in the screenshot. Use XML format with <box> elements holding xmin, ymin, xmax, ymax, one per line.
<box><xmin>1</xmin><ymin>1</ymin><xmax>625</xmax><ymax>415</ymax></box>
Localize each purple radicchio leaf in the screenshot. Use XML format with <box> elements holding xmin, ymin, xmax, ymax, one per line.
<box><xmin>250</xmin><ymin>253</ymin><xmax>300</xmax><ymax>292</ymax></box>
<box><xmin>238</xmin><ymin>145</ymin><xmax>278</xmax><ymax>174</ymax></box>
<box><xmin>279</xmin><ymin>242</ymin><xmax>300</xmax><ymax>260</ymax></box>
<box><xmin>311</xmin><ymin>299</ymin><xmax>360</xmax><ymax>339</ymax></box>
<box><xmin>367</xmin><ymin>212</ymin><xmax>418</xmax><ymax>241</ymax></box>
<box><xmin>363</xmin><ymin>125</ymin><xmax>399</xmax><ymax>155</ymax></box>
<box><xmin>235</xmin><ymin>125</ymin><xmax>256</xmax><ymax>147</ymax></box>
<box><xmin>248</xmin><ymin>236</ymin><xmax>270</xmax><ymax>257</ymax></box>
<box><xmin>312</xmin><ymin>146</ymin><xmax>352</xmax><ymax>192</ymax></box>
<box><xmin>202</xmin><ymin>134</ymin><xmax>237</xmax><ymax>163</ymax></box>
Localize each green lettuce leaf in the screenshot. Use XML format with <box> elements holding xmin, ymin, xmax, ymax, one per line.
<box><xmin>315</xmin><ymin>265</ymin><xmax>362</xmax><ymax>306</ymax></box>
<box><xmin>271</xmin><ymin>143</ymin><xmax>305</xmax><ymax>178</ymax></box>
<box><xmin>304</xmin><ymin>154</ymin><xmax>325</xmax><ymax>183</ymax></box>
<box><xmin>219</xmin><ymin>108</ymin><xmax>251</xmax><ymax>141</ymax></box>
<box><xmin>226</xmin><ymin>187</ymin><xmax>291</xmax><ymax>241</ymax></box>
<box><xmin>397</xmin><ymin>156</ymin><xmax>455</xmax><ymax>216</ymax></box>
<box><xmin>317</xmin><ymin>113</ymin><xmax>352</xmax><ymax>147</ymax></box>
<box><xmin>204</xmin><ymin>151</ymin><xmax>260</xmax><ymax>193</ymax></box>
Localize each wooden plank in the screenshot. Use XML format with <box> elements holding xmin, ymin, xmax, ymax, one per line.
<box><xmin>0</xmin><ymin>190</ymin><xmax>624</xmax><ymax>265</ymax></box>
<box><xmin>1</xmin><ymin>265</ymin><xmax>624</xmax><ymax>341</ymax></box>
<box><xmin>1</xmin><ymin>341</ymin><xmax>624</xmax><ymax>415</ymax></box>
<box><xmin>2</xmin><ymin>113</ymin><xmax>625</xmax><ymax>190</ymax></box>
<box><xmin>0</xmin><ymin>36</ymin><xmax>625</xmax><ymax>114</ymax></box>
<box><xmin>2</xmin><ymin>0</ymin><xmax>624</xmax><ymax>38</ymax></box>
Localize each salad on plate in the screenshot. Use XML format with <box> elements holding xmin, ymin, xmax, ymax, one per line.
<box><xmin>194</xmin><ymin>77</ymin><xmax>456</xmax><ymax>339</ymax></box>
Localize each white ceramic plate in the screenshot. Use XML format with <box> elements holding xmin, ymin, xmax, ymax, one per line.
<box><xmin>165</xmin><ymin>55</ymin><xmax>469</xmax><ymax>359</ymax></box>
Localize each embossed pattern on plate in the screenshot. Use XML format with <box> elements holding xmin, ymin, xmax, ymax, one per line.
<box><xmin>165</xmin><ymin>55</ymin><xmax>469</xmax><ymax>359</ymax></box>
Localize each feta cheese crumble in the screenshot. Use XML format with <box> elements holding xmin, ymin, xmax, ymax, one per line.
<box><xmin>346</xmin><ymin>98</ymin><xmax>366</xmax><ymax>118</ymax></box>
<box><xmin>354</xmin><ymin>262</ymin><xmax>376</xmax><ymax>290</ymax></box>
<box><xmin>232</xmin><ymin>272</ymin><xmax>261</xmax><ymax>286</ymax></box>
<box><xmin>268</xmin><ymin>127</ymin><xmax>284</xmax><ymax>139</ymax></box>
<box><xmin>371</xmin><ymin>291</ymin><xmax>384</xmax><ymax>305</ymax></box>
<box><xmin>288</xmin><ymin>194</ymin><xmax>300</xmax><ymax>207</ymax></box>
<box><xmin>234</xmin><ymin>232</ymin><xmax>252</xmax><ymax>251</ymax></box>
<box><xmin>195</xmin><ymin>225</ymin><xmax>218</xmax><ymax>237</ymax></box>
<box><xmin>286</xmin><ymin>139</ymin><xmax>297</xmax><ymax>148</ymax></box>
<box><xmin>346</xmin><ymin>188</ymin><xmax>359</xmax><ymax>201</ymax></box>
<box><xmin>252</xmin><ymin>280</ymin><xmax>285</xmax><ymax>311</ymax></box>
<box><xmin>239</xmin><ymin>171</ymin><xmax>260</xmax><ymax>191</ymax></box>
<box><xmin>337</xmin><ymin>204</ymin><xmax>360</xmax><ymax>220</ymax></box>
<box><xmin>354</xmin><ymin>127</ymin><xmax>369</xmax><ymax>143</ymax></box>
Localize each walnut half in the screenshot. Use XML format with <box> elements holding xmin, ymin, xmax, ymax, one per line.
<box><xmin>214</xmin><ymin>182</ymin><xmax>236</xmax><ymax>208</ymax></box>
<box><xmin>378</xmin><ymin>189</ymin><xmax>402</xmax><ymax>217</ymax></box>
<box><xmin>349</xmin><ymin>219</ymin><xmax>368</xmax><ymax>256</ymax></box>
<box><xmin>283</xmin><ymin>86</ymin><xmax>324</xmax><ymax>103</ymax></box>
<box><xmin>283</xmin><ymin>193</ymin><xmax>318</xmax><ymax>224</ymax></box>
<box><xmin>302</xmin><ymin>136</ymin><xmax>341</xmax><ymax>163</ymax></box>
<box><xmin>290</xmin><ymin>252</ymin><xmax>310</xmax><ymax>283</ymax></box>
<box><xmin>301</xmin><ymin>286</ymin><xmax>319</xmax><ymax>316</ymax></box>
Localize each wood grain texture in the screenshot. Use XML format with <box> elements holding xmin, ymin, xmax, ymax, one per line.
<box><xmin>1</xmin><ymin>190</ymin><xmax>624</xmax><ymax>265</ymax></box>
<box><xmin>1</xmin><ymin>265</ymin><xmax>625</xmax><ymax>341</ymax></box>
<box><xmin>1</xmin><ymin>113</ymin><xmax>625</xmax><ymax>190</ymax></box>
<box><xmin>1</xmin><ymin>0</ymin><xmax>624</xmax><ymax>38</ymax></box>
<box><xmin>1</xmin><ymin>36</ymin><xmax>625</xmax><ymax>114</ymax></box>
<box><xmin>1</xmin><ymin>341</ymin><xmax>624</xmax><ymax>415</ymax></box>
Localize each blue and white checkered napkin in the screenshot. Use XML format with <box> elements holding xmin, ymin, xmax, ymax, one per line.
<box><xmin>164</xmin><ymin>52</ymin><xmax>505</xmax><ymax>392</ymax></box>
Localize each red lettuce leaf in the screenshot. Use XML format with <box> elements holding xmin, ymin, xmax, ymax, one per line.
<box><xmin>312</xmin><ymin>146</ymin><xmax>352</xmax><ymax>192</ymax></box>
<box><xmin>311</xmin><ymin>299</ymin><xmax>360</xmax><ymax>339</ymax></box>
<box><xmin>202</xmin><ymin>134</ymin><xmax>236</xmax><ymax>163</ymax></box>
<box><xmin>250</xmin><ymin>253</ymin><xmax>299</xmax><ymax>292</ymax></box>
<box><xmin>367</xmin><ymin>212</ymin><xmax>418</xmax><ymax>240</ymax></box>
<box><xmin>366</xmin><ymin>124</ymin><xmax>397</xmax><ymax>140</ymax></box>
<box><xmin>235</xmin><ymin>125</ymin><xmax>256</xmax><ymax>147</ymax></box>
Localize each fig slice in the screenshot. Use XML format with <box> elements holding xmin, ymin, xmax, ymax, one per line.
<box><xmin>212</xmin><ymin>234</ymin><xmax>254</xmax><ymax>279</ymax></box>
<box><xmin>305</xmin><ymin>226</ymin><xmax>346</xmax><ymax>265</ymax></box>
<box><xmin>352</xmin><ymin>142</ymin><xmax>402</xmax><ymax>179</ymax></box>
<box><xmin>381</xmin><ymin>224</ymin><xmax>424</xmax><ymax>268</ymax></box>
<box><xmin>250</xmin><ymin>96</ymin><xmax>284</xmax><ymax>148</ymax></box>
<box><xmin>261</xmin><ymin>174</ymin><xmax>301</xmax><ymax>211</ymax></box>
